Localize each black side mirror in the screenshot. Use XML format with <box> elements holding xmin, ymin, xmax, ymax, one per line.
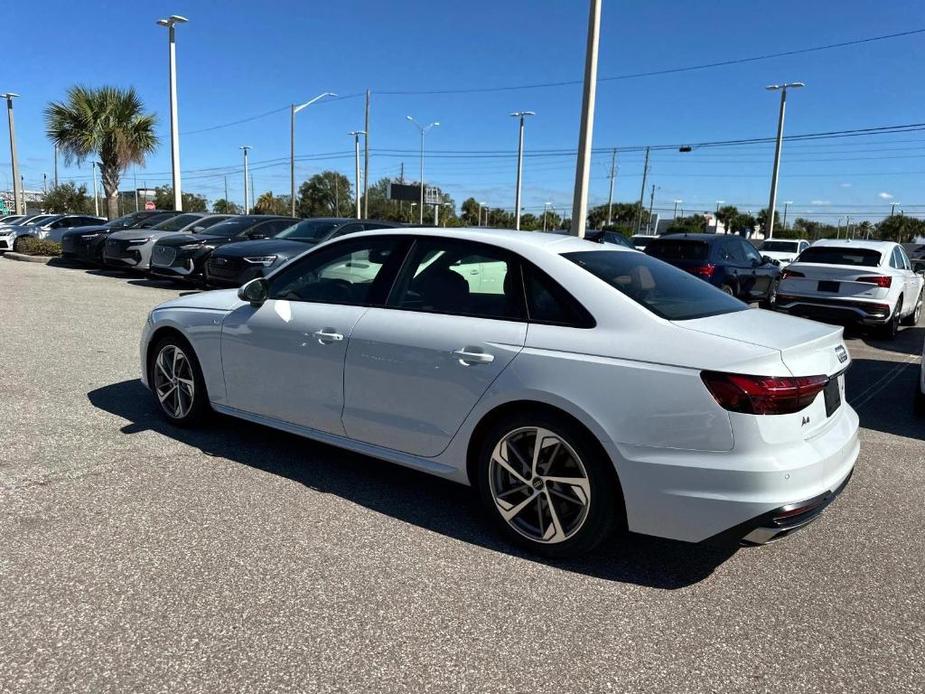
<box><xmin>762</xmin><ymin>255</ymin><xmax>779</xmax><ymax>266</ymax></box>
<box><xmin>238</xmin><ymin>277</ymin><xmax>268</xmax><ymax>306</ymax></box>
<box><xmin>247</xmin><ymin>231</ymin><xmax>267</xmax><ymax>240</ymax></box>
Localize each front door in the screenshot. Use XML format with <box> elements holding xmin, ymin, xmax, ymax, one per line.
<box><xmin>342</xmin><ymin>238</ymin><xmax>528</xmax><ymax>457</ymax></box>
<box><xmin>220</xmin><ymin>235</ymin><xmax>407</xmax><ymax>434</ymax></box>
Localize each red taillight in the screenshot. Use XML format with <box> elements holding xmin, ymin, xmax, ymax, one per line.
<box><xmin>701</xmin><ymin>371</ymin><xmax>829</xmax><ymax>415</ymax></box>
<box><xmin>690</xmin><ymin>263</ymin><xmax>716</xmax><ymax>278</ymax></box>
<box><xmin>855</xmin><ymin>275</ymin><xmax>892</xmax><ymax>288</ymax></box>
<box><xmin>781</xmin><ymin>269</ymin><xmax>804</xmax><ymax>279</ymax></box>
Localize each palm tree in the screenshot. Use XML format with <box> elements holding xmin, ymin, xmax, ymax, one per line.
<box><xmin>45</xmin><ymin>86</ymin><xmax>158</xmax><ymax>220</ymax></box>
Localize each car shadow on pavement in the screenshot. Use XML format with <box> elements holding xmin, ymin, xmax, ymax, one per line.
<box><xmin>88</xmin><ymin>379</ymin><xmax>737</xmax><ymax>589</ymax></box>
<box><xmin>857</xmin><ymin>325</ymin><xmax>924</xmax><ymax>357</ymax></box>
<box><xmin>847</xmin><ymin>357</ymin><xmax>925</xmax><ymax>441</ymax></box>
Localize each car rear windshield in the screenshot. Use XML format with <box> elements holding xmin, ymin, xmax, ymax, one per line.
<box><xmin>760</xmin><ymin>241</ymin><xmax>799</xmax><ymax>252</ymax></box>
<box><xmin>275</xmin><ymin>219</ymin><xmax>344</xmax><ymax>241</ymax></box>
<box><xmin>564</xmin><ymin>250</ymin><xmax>747</xmax><ymax>321</ymax></box>
<box><xmin>797</xmin><ymin>246</ymin><xmax>882</xmax><ymax>267</ymax></box>
<box><xmin>645</xmin><ymin>239</ymin><xmax>710</xmax><ymax>261</ymax></box>
<box><xmin>201</xmin><ymin>217</ymin><xmax>264</xmax><ymax>237</ymax></box>
<box><xmin>151</xmin><ymin>213</ymin><xmax>202</xmax><ymax>231</ymax></box>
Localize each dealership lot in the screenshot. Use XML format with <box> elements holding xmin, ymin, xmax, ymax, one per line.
<box><xmin>1</xmin><ymin>258</ymin><xmax>922</xmax><ymax>692</ymax></box>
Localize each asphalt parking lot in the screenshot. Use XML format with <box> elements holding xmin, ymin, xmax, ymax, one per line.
<box><xmin>1</xmin><ymin>257</ymin><xmax>923</xmax><ymax>693</ymax></box>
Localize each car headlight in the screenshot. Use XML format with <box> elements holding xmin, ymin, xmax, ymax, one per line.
<box><xmin>242</xmin><ymin>255</ymin><xmax>278</xmax><ymax>266</ymax></box>
<box><xmin>179</xmin><ymin>242</ymin><xmax>205</xmax><ymax>250</ymax></box>
<box><xmin>126</xmin><ymin>237</ymin><xmax>151</xmax><ymax>244</ymax></box>
<box><xmin>82</xmin><ymin>233</ymin><xmax>103</xmax><ymax>239</ymax></box>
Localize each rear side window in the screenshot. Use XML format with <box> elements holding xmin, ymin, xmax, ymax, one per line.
<box><xmin>646</xmin><ymin>239</ymin><xmax>710</xmax><ymax>261</ymax></box>
<box><xmin>523</xmin><ymin>264</ymin><xmax>595</xmax><ymax>328</ymax></box>
<box><xmin>564</xmin><ymin>250</ymin><xmax>746</xmax><ymax>321</ymax></box>
<box><xmin>798</xmin><ymin>246</ymin><xmax>882</xmax><ymax>267</ymax></box>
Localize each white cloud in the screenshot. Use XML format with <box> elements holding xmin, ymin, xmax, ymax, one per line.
<box><xmin>878</xmin><ymin>192</ymin><xmax>894</xmax><ymax>200</ymax></box>
<box><xmin>839</xmin><ymin>182</ymin><xmax>852</xmax><ymax>188</ymax></box>
<box><xmin>810</xmin><ymin>200</ymin><xmax>831</xmax><ymax>205</ymax></box>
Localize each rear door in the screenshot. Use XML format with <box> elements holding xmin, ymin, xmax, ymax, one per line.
<box><xmin>722</xmin><ymin>237</ymin><xmax>756</xmax><ymax>296</ymax></box>
<box><xmin>740</xmin><ymin>237</ymin><xmax>775</xmax><ymax>299</ymax></box>
<box><xmin>341</xmin><ymin>237</ymin><xmax>527</xmax><ymax>457</ymax></box>
<box><xmin>896</xmin><ymin>246</ymin><xmax>922</xmax><ymax>313</ymax></box>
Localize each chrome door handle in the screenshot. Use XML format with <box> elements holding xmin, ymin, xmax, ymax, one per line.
<box><xmin>313</xmin><ymin>329</ymin><xmax>344</xmax><ymax>344</ymax></box>
<box><xmin>453</xmin><ymin>348</ymin><xmax>495</xmax><ymax>365</ymax></box>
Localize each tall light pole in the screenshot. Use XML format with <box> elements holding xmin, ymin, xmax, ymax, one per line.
<box><xmin>290</xmin><ymin>92</ymin><xmax>336</xmax><ymax>217</ymax></box>
<box><xmin>349</xmin><ymin>130</ymin><xmax>366</xmax><ymax>219</ymax></box>
<box><xmin>240</xmin><ymin>145</ymin><xmax>251</xmax><ymax>212</ymax></box>
<box><xmin>156</xmin><ymin>15</ymin><xmax>188</xmax><ymax>212</ymax></box>
<box><xmin>782</xmin><ymin>200</ymin><xmax>793</xmax><ymax>230</ymax></box>
<box><xmin>673</xmin><ymin>199</ymin><xmax>682</xmax><ymax>218</ymax></box>
<box><xmin>890</xmin><ymin>201</ymin><xmax>900</xmax><ymax>216</ymax></box>
<box><xmin>476</xmin><ymin>201</ymin><xmax>484</xmax><ymax>227</ymax></box>
<box><xmin>2</xmin><ymin>92</ymin><xmax>21</xmax><ymax>214</ymax></box>
<box><xmin>543</xmin><ymin>201</ymin><xmax>553</xmax><ymax>231</ymax></box>
<box><xmin>714</xmin><ymin>200</ymin><xmax>724</xmax><ymax>233</ymax></box>
<box><xmin>510</xmin><ymin>111</ymin><xmax>535</xmax><ymax>230</ymax></box>
<box><xmin>569</xmin><ymin>0</ymin><xmax>602</xmax><ymax>238</ymax></box>
<box><xmin>53</xmin><ymin>144</ymin><xmax>59</xmax><ymax>188</ymax></box>
<box><xmin>479</xmin><ymin>201</ymin><xmax>488</xmax><ymax>226</ymax></box>
<box><xmin>92</xmin><ymin>162</ymin><xmax>100</xmax><ymax>216</ymax></box>
<box><xmin>764</xmin><ymin>82</ymin><xmax>805</xmax><ymax>239</ymax></box>
<box><xmin>606</xmin><ymin>148</ymin><xmax>617</xmax><ymax>226</ymax></box>
<box><xmin>406</xmin><ymin>115</ymin><xmax>439</xmax><ymax>225</ymax></box>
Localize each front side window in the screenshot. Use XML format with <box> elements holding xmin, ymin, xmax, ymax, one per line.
<box><xmin>268</xmin><ymin>236</ymin><xmax>404</xmax><ymax>306</ymax></box>
<box><xmin>389</xmin><ymin>238</ymin><xmax>525</xmax><ymax>320</ymax></box>
<box><xmin>275</xmin><ymin>219</ymin><xmax>345</xmax><ymax>242</ymax></box>
<box><xmin>565</xmin><ymin>250</ymin><xmax>747</xmax><ymax>321</ymax></box>
<box><xmin>741</xmin><ymin>239</ymin><xmax>763</xmax><ymax>264</ymax></box>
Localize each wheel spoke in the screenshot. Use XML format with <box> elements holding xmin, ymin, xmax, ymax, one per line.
<box><xmin>504</xmin><ymin>439</ymin><xmax>533</xmax><ymax>480</ymax></box>
<box><xmin>497</xmin><ymin>491</ymin><xmax>538</xmax><ymax>521</ymax></box>
<box><xmin>156</xmin><ymin>355</ymin><xmax>172</xmax><ymax>382</ymax></box>
<box><xmin>496</xmin><ymin>484</ymin><xmax>530</xmax><ymax>500</ymax></box>
<box><xmin>544</xmin><ymin>476</ymin><xmax>590</xmax><ymax>504</ymax></box>
<box><xmin>543</xmin><ymin>489</ymin><xmax>567</xmax><ymax>542</ymax></box>
<box><xmin>156</xmin><ymin>383</ymin><xmax>176</xmax><ymax>404</ymax></box>
<box><xmin>493</xmin><ymin>444</ymin><xmax>530</xmax><ymax>486</ymax></box>
<box><xmin>549</xmin><ymin>486</ymin><xmax>585</xmax><ymax>506</ymax></box>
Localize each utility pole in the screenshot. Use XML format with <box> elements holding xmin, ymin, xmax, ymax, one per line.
<box><xmin>647</xmin><ymin>184</ymin><xmax>656</xmax><ymax>233</ymax></box>
<box><xmin>2</xmin><ymin>92</ymin><xmax>21</xmax><ymax>215</ymax></box>
<box><xmin>43</xmin><ymin>173</ymin><xmax>47</xmax><ymax>195</ymax></box>
<box><xmin>782</xmin><ymin>201</ymin><xmax>792</xmax><ymax>230</ymax></box>
<box><xmin>476</xmin><ymin>201</ymin><xmax>483</xmax><ymax>227</ymax></box>
<box><xmin>569</xmin><ymin>0</ymin><xmax>602</xmax><ymax>238</ymax></box>
<box><xmin>672</xmin><ymin>199</ymin><xmax>681</xmax><ymax>219</ymax></box>
<box><xmin>224</xmin><ymin>176</ymin><xmax>228</xmax><ymax>204</ymax></box>
<box><xmin>399</xmin><ymin>162</ymin><xmax>404</xmax><ymax>219</ymax></box>
<box><xmin>634</xmin><ymin>146</ymin><xmax>650</xmax><ymax>234</ymax></box>
<box><xmin>510</xmin><ymin>111</ymin><xmax>535</xmax><ymax>230</ymax></box>
<box><xmin>53</xmin><ymin>143</ymin><xmax>59</xmax><ymax>188</ymax></box>
<box><xmin>890</xmin><ymin>202</ymin><xmax>898</xmax><ymax>216</ymax></box>
<box><xmin>543</xmin><ymin>201</ymin><xmax>552</xmax><ymax>231</ymax></box>
<box><xmin>846</xmin><ymin>215</ymin><xmax>852</xmax><ymax>239</ymax></box>
<box><xmin>92</xmin><ymin>162</ymin><xmax>99</xmax><ymax>216</ymax></box>
<box><xmin>156</xmin><ymin>15</ymin><xmax>188</xmax><ymax>212</ymax></box>
<box><xmin>133</xmin><ymin>167</ymin><xmax>138</xmax><ymax>212</ymax></box>
<box><xmin>240</xmin><ymin>145</ymin><xmax>251</xmax><ymax>213</ymax></box>
<box><xmin>606</xmin><ymin>148</ymin><xmax>616</xmax><ymax>227</ymax></box>
<box><xmin>349</xmin><ymin>130</ymin><xmax>365</xmax><ymax>219</ymax></box>
<box><xmin>764</xmin><ymin>82</ymin><xmax>805</xmax><ymax>239</ymax></box>
<box><xmin>363</xmin><ymin>89</ymin><xmax>370</xmax><ymax>218</ymax></box>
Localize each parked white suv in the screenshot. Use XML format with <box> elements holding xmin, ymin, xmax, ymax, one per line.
<box><xmin>758</xmin><ymin>239</ymin><xmax>810</xmax><ymax>268</ymax></box>
<box><xmin>776</xmin><ymin>239</ymin><xmax>924</xmax><ymax>339</ymax></box>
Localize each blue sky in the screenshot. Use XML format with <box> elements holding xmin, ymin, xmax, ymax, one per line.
<box><xmin>4</xmin><ymin>0</ymin><xmax>925</xmax><ymax>222</ymax></box>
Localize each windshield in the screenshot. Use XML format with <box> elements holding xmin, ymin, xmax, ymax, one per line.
<box><xmin>137</xmin><ymin>213</ymin><xmax>178</xmax><ymax>228</ymax></box>
<box><xmin>105</xmin><ymin>212</ymin><xmax>152</xmax><ymax>230</ymax></box>
<box><xmin>564</xmin><ymin>250</ymin><xmax>747</xmax><ymax>320</ymax></box>
<box><xmin>201</xmin><ymin>216</ymin><xmax>264</xmax><ymax>238</ymax></box>
<box><xmin>151</xmin><ymin>213</ymin><xmax>202</xmax><ymax>231</ymax></box>
<box><xmin>645</xmin><ymin>239</ymin><xmax>710</xmax><ymax>261</ymax></box>
<box><xmin>275</xmin><ymin>219</ymin><xmax>344</xmax><ymax>241</ymax></box>
<box><xmin>760</xmin><ymin>241</ymin><xmax>800</xmax><ymax>252</ymax></box>
<box><xmin>798</xmin><ymin>246</ymin><xmax>882</xmax><ymax>267</ymax></box>
<box><xmin>25</xmin><ymin>215</ymin><xmax>57</xmax><ymax>226</ymax></box>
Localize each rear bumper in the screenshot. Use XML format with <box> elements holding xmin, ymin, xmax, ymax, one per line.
<box><xmin>776</xmin><ymin>294</ymin><xmax>891</xmax><ymax>325</ymax></box>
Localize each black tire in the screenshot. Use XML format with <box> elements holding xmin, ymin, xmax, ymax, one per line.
<box><xmin>148</xmin><ymin>335</ymin><xmax>209</xmax><ymax>426</ymax></box>
<box><xmin>901</xmin><ymin>290</ymin><xmax>922</xmax><ymax>326</ymax></box>
<box><xmin>760</xmin><ymin>280</ymin><xmax>779</xmax><ymax>309</ymax></box>
<box><xmin>720</xmin><ymin>283</ymin><xmax>736</xmax><ymax>297</ymax></box>
<box><xmin>915</xmin><ymin>388</ymin><xmax>925</xmax><ymax>416</ymax></box>
<box><xmin>877</xmin><ymin>297</ymin><xmax>902</xmax><ymax>340</ymax></box>
<box><xmin>475</xmin><ymin>410</ymin><xmax>623</xmax><ymax>558</ymax></box>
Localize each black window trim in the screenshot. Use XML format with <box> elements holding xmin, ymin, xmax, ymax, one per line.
<box><xmin>265</xmin><ymin>233</ymin><xmax>413</xmax><ymax>308</ymax></box>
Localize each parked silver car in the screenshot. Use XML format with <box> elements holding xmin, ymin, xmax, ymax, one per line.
<box><xmin>103</xmin><ymin>213</ymin><xmax>234</xmax><ymax>271</ymax></box>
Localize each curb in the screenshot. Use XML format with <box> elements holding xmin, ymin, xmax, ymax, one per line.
<box><xmin>1</xmin><ymin>252</ymin><xmax>58</xmax><ymax>264</ymax></box>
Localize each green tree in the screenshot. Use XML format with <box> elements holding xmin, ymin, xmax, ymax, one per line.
<box><xmin>756</xmin><ymin>208</ymin><xmax>780</xmax><ymax>234</ymax></box>
<box><xmin>42</xmin><ymin>182</ymin><xmax>94</xmax><ymax>214</ymax></box>
<box><xmin>212</xmin><ymin>198</ymin><xmax>241</xmax><ymax>214</ymax></box>
<box><xmin>45</xmin><ymin>86</ymin><xmax>158</xmax><ymax>220</ymax></box>
<box><xmin>715</xmin><ymin>205</ymin><xmax>739</xmax><ymax>234</ymax></box>
<box><xmin>587</xmin><ymin>202</ymin><xmax>646</xmax><ymax>230</ymax></box>
<box><xmin>460</xmin><ymin>197</ymin><xmax>481</xmax><ymax>225</ymax></box>
<box><xmin>298</xmin><ymin>171</ymin><xmax>353</xmax><ymax>217</ymax></box>
<box><xmin>877</xmin><ymin>214</ymin><xmax>925</xmax><ymax>243</ymax></box>
<box><xmin>152</xmin><ymin>185</ymin><xmax>207</xmax><ymax>212</ymax></box>
<box><xmin>664</xmin><ymin>214</ymin><xmax>708</xmax><ymax>235</ymax></box>
<box><xmin>253</xmin><ymin>191</ymin><xmax>290</xmax><ymax>215</ymax></box>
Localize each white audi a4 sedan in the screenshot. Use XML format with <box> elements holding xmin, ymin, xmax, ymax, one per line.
<box><xmin>140</xmin><ymin>228</ymin><xmax>859</xmax><ymax>556</ymax></box>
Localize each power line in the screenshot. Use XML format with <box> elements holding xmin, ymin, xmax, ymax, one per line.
<box><xmin>375</xmin><ymin>28</ymin><xmax>925</xmax><ymax>95</ymax></box>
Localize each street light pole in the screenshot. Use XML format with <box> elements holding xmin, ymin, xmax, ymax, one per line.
<box><xmin>54</xmin><ymin>144</ymin><xmax>58</xmax><ymax>188</ymax></box>
<box><xmin>156</xmin><ymin>15</ymin><xmax>188</xmax><ymax>212</ymax></box>
<box><xmin>479</xmin><ymin>201</ymin><xmax>487</xmax><ymax>226</ymax></box>
<box><xmin>543</xmin><ymin>201</ymin><xmax>552</xmax><ymax>231</ymax></box>
<box><xmin>2</xmin><ymin>92</ymin><xmax>21</xmax><ymax>215</ymax></box>
<box><xmin>349</xmin><ymin>130</ymin><xmax>366</xmax><ymax>219</ymax></box>
<box><xmin>240</xmin><ymin>145</ymin><xmax>251</xmax><ymax>213</ymax></box>
<box><xmin>510</xmin><ymin>111</ymin><xmax>535</xmax><ymax>231</ymax></box>
<box><xmin>92</xmin><ymin>162</ymin><xmax>99</xmax><ymax>216</ymax></box>
<box><xmin>782</xmin><ymin>201</ymin><xmax>792</xmax><ymax>230</ymax></box>
<box><xmin>764</xmin><ymin>82</ymin><xmax>804</xmax><ymax>239</ymax></box>
<box><xmin>673</xmin><ymin>199</ymin><xmax>682</xmax><ymax>219</ymax></box>
<box><xmin>714</xmin><ymin>200</ymin><xmax>724</xmax><ymax>233</ymax></box>
<box><xmin>476</xmin><ymin>201</ymin><xmax>483</xmax><ymax>227</ymax></box>
<box><xmin>606</xmin><ymin>148</ymin><xmax>616</xmax><ymax>227</ymax></box>
<box><xmin>634</xmin><ymin>146</ymin><xmax>650</xmax><ymax>234</ymax></box>
<box><xmin>406</xmin><ymin>115</ymin><xmax>439</xmax><ymax>225</ymax></box>
<box><xmin>290</xmin><ymin>92</ymin><xmax>336</xmax><ymax>217</ymax></box>
<box><xmin>569</xmin><ymin>0</ymin><xmax>602</xmax><ymax>238</ymax></box>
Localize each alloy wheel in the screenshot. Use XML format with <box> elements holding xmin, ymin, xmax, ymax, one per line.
<box><xmin>488</xmin><ymin>426</ymin><xmax>591</xmax><ymax>544</ymax></box>
<box><xmin>153</xmin><ymin>344</ymin><xmax>196</xmax><ymax>419</ymax></box>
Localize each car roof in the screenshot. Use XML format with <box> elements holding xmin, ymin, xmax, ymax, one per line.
<box><xmin>653</xmin><ymin>233</ymin><xmax>725</xmax><ymax>242</ymax></box>
<box><xmin>811</xmin><ymin>238</ymin><xmax>896</xmax><ymax>251</ymax></box>
<box><xmin>332</xmin><ymin>226</ymin><xmax>631</xmax><ymax>255</ymax></box>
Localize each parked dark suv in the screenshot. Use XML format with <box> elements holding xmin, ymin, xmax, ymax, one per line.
<box><xmin>644</xmin><ymin>233</ymin><xmax>781</xmax><ymax>306</ymax></box>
